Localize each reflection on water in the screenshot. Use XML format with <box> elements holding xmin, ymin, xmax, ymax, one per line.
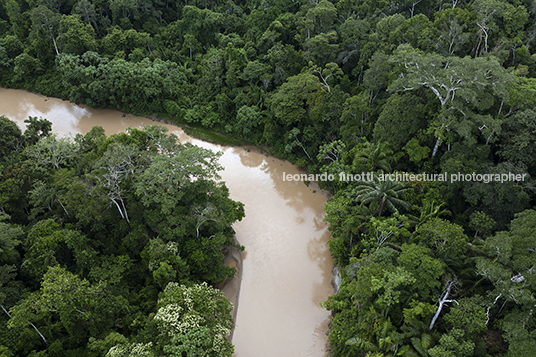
<box><xmin>308</xmin><ymin>229</ymin><xmax>334</xmax><ymax>306</ymax></box>
<box><xmin>0</xmin><ymin>87</ymin><xmax>333</xmax><ymax>357</ymax></box>
<box><xmin>235</xmin><ymin>147</ymin><xmax>266</xmax><ymax>168</ymax></box>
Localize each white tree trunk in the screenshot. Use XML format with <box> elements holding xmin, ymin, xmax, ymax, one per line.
<box><xmin>432</xmin><ymin>134</ymin><xmax>442</xmax><ymax>157</ymax></box>
<box><xmin>429</xmin><ymin>280</ymin><xmax>458</xmax><ymax>330</ymax></box>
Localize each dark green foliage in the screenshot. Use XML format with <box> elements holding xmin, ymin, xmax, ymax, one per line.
<box><xmin>2</xmin><ymin>0</ymin><xmax>536</xmax><ymax>354</ymax></box>
<box><xmin>373</xmin><ymin>93</ymin><xmax>427</xmax><ymax>151</ymax></box>
<box><xmin>397</xmin><ymin>244</ymin><xmax>444</xmax><ymax>300</ymax></box>
<box><xmin>0</xmin><ymin>116</ymin><xmax>23</xmax><ymax>159</ymax></box>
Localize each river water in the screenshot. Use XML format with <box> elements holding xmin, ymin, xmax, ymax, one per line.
<box><xmin>0</xmin><ymin>88</ymin><xmax>333</xmax><ymax>357</ymax></box>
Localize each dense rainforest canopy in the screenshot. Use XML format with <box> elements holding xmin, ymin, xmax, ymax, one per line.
<box><xmin>0</xmin><ymin>118</ymin><xmax>243</xmax><ymax>356</ymax></box>
<box><xmin>1</xmin><ymin>0</ymin><xmax>536</xmax><ymax>355</ymax></box>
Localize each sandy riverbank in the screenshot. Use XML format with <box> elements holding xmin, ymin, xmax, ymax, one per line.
<box><xmin>218</xmin><ymin>237</ymin><xmax>244</xmax><ymax>342</ymax></box>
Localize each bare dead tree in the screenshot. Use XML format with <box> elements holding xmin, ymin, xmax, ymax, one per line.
<box><xmin>429</xmin><ymin>278</ymin><xmax>459</xmax><ymax>330</ymax></box>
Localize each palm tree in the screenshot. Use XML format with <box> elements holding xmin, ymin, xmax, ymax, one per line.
<box><xmin>352</xmin><ymin>177</ymin><xmax>412</xmax><ymax>217</ymax></box>
<box><xmin>416</xmin><ymin>199</ymin><xmax>451</xmax><ymax>227</ymax></box>
<box><xmin>352</xmin><ymin>141</ymin><xmax>394</xmax><ymax>173</ymax></box>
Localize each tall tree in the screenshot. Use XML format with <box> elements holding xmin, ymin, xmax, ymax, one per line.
<box><xmin>30</xmin><ymin>5</ymin><xmax>60</xmax><ymax>56</ymax></box>
<box><xmin>24</xmin><ymin>134</ymin><xmax>78</xmax><ymax>171</ymax></box>
<box><xmin>389</xmin><ymin>45</ymin><xmax>515</xmax><ymax>156</ymax></box>
<box><xmin>350</xmin><ymin>177</ymin><xmax>412</xmax><ymax>217</ymax></box>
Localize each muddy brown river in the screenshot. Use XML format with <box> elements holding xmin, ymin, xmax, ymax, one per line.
<box><xmin>0</xmin><ymin>88</ymin><xmax>333</xmax><ymax>357</ymax></box>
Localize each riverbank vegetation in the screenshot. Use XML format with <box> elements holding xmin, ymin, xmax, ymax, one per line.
<box><xmin>1</xmin><ymin>0</ymin><xmax>536</xmax><ymax>355</ymax></box>
<box><xmin>0</xmin><ymin>116</ymin><xmax>243</xmax><ymax>356</ymax></box>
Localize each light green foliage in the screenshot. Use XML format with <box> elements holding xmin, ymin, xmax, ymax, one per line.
<box><xmin>137</xmin><ymin>124</ymin><xmax>181</xmax><ymax>155</ymax></box>
<box><xmin>306</xmin><ymin>0</ymin><xmax>337</xmax><ymax>35</ymax></box>
<box><xmin>88</xmin><ymin>332</ymin><xmax>128</xmax><ymax>355</ymax></box>
<box><xmin>476</xmin><ymin>210</ymin><xmax>536</xmax><ymax>303</ymax></box>
<box><xmin>317</xmin><ymin>140</ymin><xmax>349</xmax><ymax>191</ymax></box>
<box><xmin>24</xmin><ymin>134</ymin><xmax>78</xmax><ymax>171</ymax></box>
<box><xmin>8</xmin><ymin>266</ymin><xmax>108</xmax><ymax>345</ymax></box>
<box><xmin>402</xmin><ymin>300</ymin><xmax>437</xmax><ymax>326</ymax></box>
<box><xmin>28</xmin><ymin>266</ymin><xmax>102</xmax><ymax>318</ymax></box>
<box><xmin>323</xmin><ymin>193</ymin><xmax>364</xmax><ymax>265</ymax></box>
<box><xmin>365</xmin><ymin>215</ymin><xmax>410</xmax><ymax>253</ymax></box>
<box><xmin>428</xmin><ymin>329</ymin><xmax>474</xmax><ymax>357</ymax></box>
<box><xmin>397</xmin><ymin>244</ymin><xmax>444</xmax><ymax>299</ymax></box>
<box><xmin>501</xmin><ymin>209</ymin><xmax>536</xmax><ymax>271</ymax></box>
<box><xmin>57</xmin><ymin>52</ymin><xmax>187</xmax><ymax>112</ymax></box>
<box><xmin>404</xmin><ymin>138</ymin><xmax>430</xmax><ymax>164</ymax></box>
<box><xmin>134</xmin><ymin>145</ymin><xmax>222</xmax><ymax>214</ymax></box>
<box><xmin>468</xmin><ymin>211</ymin><xmax>496</xmax><ymax>238</ymax></box>
<box><xmin>322</xmin><ymin>255</ymin><xmax>385</xmax><ymax>356</ymax></box>
<box><xmin>106</xmin><ymin>342</ymin><xmax>154</xmax><ymax>357</ymax></box>
<box><xmin>57</xmin><ymin>15</ymin><xmax>96</xmax><ymax>55</ymax></box>
<box><xmin>371</xmin><ymin>266</ymin><xmax>415</xmax><ymax>316</ymax></box>
<box><xmin>309</xmin><ymin>62</ymin><xmax>343</xmax><ymax>93</ymax></box>
<box><xmin>163</xmin><ymin>327</ymin><xmax>213</xmax><ymax>356</ymax></box>
<box><xmin>142</xmin><ymin>239</ymin><xmax>189</xmax><ymax>288</ymax></box>
<box><xmin>230</xmin><ymin>105</ymin><xmax>261</xmax><ymax>137</ymax></box>
<box><xmin>284</xmin><ymin>127</ymin><xmax>315</xmax><ymax>161</ymax></box>
<box><xmin>55</xmin><ymin>168</ymin><xmax>109</xmax><ymax>227</ymax></box>
<box><xmin>309</xmin><ymin>87</ymin><xmax>348</xmax><ymax>141</ymax></box>
<box><xmin>363</xmin><ymin>52</ymin><xmax>391</xmax><ymax>99</ymax></box>
<box><xmin>28</xmin><ymin>180</ymin><xmax>58</xmax><ymax>219</ymax></box>
<box><xmin>444</xmin><ymin>296</ymin><xmax>487</xmax><ymax>335</ymax></box>
<box><xmin>304</xmin><ymin>32</ymin><xmax>339</xmax><ymax>65</ymax></box>
<box><xmin>0</xmin><ymin>345</ymin><xmax>13</xmax><ymax>357</ymax></box>
<box><xmin>415</xmin><ymin>218</ymin><xmax>468</xmax><ymax>259</ymax></box>
<box><xmin>376</xmin><ymin>14</ymin><xmax>405</xmax><ymax>51</ymax></box>
<box><xmin>152</xmin><ymin>282</ymin><xmax>234</xmax><ymax>357</ymax></box>
<box><xmin>22</xmin><ymin>219</ymin><xmax>66</xmax><ymax>277</ymax></box>
<box><xmin>91</xmin><ymin>142</ymin><xmax>143</xmax><ymax>223</ymax></box>
<box><xmin>88</xmin><ymin>254</ymin><xmax>132</xmax><ymax>286</ymax></box>
<box><xmin>372</xmin><ymin>246</ymin><xmax>399</xmax><ymax>267</ymax></box>
<box><xmin>499</xmin><ymin>311</ymin><xmax>536</xmax><ymax>357</ymax></box>
<box><xmin>474</xmin><ymin>210</ymin><xmax>536</xmax><ymax>355</ymax></box>
<box><xmin>506</xmin><ymin>78</ymin><xmax>536</xmax><ymax>109</ymax></box>
<box><xmin>416</xmin><ymin>199</ymin><xmax>451</xmax><ymax>227</ymax></box>
<box><xmin>390</xmin><ymin>45</ymin><xmax>514</xmax><ymax>156</ymax></box>
<box><xmin>399</xmin><ymin>14</ymin><xmax>435</xmax><ymax>50</ymax></box>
